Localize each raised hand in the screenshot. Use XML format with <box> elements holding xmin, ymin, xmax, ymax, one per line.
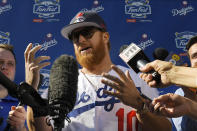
<box><xmin>101</xmin><ymin>65</ymin><xmax>143</xmax><ymax>110</ymax></box>
<box><xmin>24</xmin><ymin>43</ymin><xmax>50</xmax><ymax>89</ymax></box>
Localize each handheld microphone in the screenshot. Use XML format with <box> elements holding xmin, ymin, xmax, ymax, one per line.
<box><xmin>0</xmin><ymin>71</ymin><xmax>18</xmax><ymax>98</ymax></box>
<box><xmin>153</xmin><ymin>47</ymin><xmax>169</xmax><ymax>60</ymax></box>
<box><xmin>0</xmin><ymin>71</ymin><xmax>47</xmax><ymax>108</ymax></box>
<box><xmin>0</xmin><ymin>71</ymin><xmax>47</xmax><ymax>131</ymax></box>
<box><xmin>49</xmin><ymin>54</ymin><xmax>78</xmax><ymax>131</ymax></box>
<box><xmin>119</xmin><ymin>43</ymin><xmax>161</xmax><ymax>83</ymax></box>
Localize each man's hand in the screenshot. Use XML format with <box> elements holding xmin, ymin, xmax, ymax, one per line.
<box><xmin>8</xmin><ymin>106</ymin><xmax>27</xmax><ymax>131</ymax></box>
<box><xmin>139</xmin><ymin>60</ymin><xmax>174</xmax><ymax>87</ymax></box>
<box><xmin>101</xmin><ymin>65</ymin><xmax>143</xmax><ymax>110</ymax></box>
<box><xmin>151</xmin><ymin>93</ymin><xmax>191</xmax><ymax>118</ymax></box>
<box><xmin>24</xmin><ymin>43</ymin><xmax>50</xmax><ymax>89</ymax></box>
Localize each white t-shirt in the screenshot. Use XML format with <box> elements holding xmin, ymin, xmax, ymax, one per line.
<box><xmin>58</xmin><ymin>65</ymin><xmax>159</xmax><ymax>131</ymax></box>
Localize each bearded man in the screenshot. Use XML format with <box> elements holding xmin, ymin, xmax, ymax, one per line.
<box><xmin>31</xmin><ymin>11</ymin><xmax>172</xmax><ymax>131</ymax></box>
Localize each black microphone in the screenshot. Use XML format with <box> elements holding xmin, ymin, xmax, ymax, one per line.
<box><xmin>119</xmin><ymin>44</ymin><xmax>128</xmax><ymax>54</ymax></box>
<box><xmin>49</xmin><ymin>54</ymin><xmax>78</xmax><ymax>131</ymax></box>
<box><xmin>119</xmin><ymin>43</ymin><xmax>161</xmax><ymax>83</ymax></box>
<box><xmin>153</xmin><ymin>47</ymin><xmax>169</xmax><ymax>60</ymax></box>
<box><xmin>153</xmin><ymin>47</ymin><xmax>185</xmax><ymax>66</ymax></box>
<box><xmin>0</xmin><ymin>71</ymin><xmax>18</xmax><ymax>98</ymax></box>
<box><xmin>0</xmin><ymin>71</ymin><xmax>47</xmax><ymax>131</ymax></box>
<box><xmin>0</xmin><ymin>71</ymin><xmax>47</xmax><ymax>108</ymax></box>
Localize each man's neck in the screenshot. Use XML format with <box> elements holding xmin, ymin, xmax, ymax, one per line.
<box><xmin>81</xmin><ymin>56</ymin><xmax>113</xmax><ymax>75</ymax></box>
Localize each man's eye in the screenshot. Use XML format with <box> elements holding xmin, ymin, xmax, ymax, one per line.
<box><xmin>7</xmin><ymin>62</ymin><xmax>14</xmax><ymax>66</ymax></box>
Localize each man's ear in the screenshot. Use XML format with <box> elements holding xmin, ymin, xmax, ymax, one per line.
<box><xmin>103</xmin><ymin>32</ymin><xmax>110</xmax><ymax>44</ymax></box>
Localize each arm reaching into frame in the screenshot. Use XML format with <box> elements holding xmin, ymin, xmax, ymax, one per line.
<box><xmin>140</xmin><ymin>60</ymin><xmax>197</xmax><ymax>88</ymax></box>
<box><xmin>152</xmin><ymin>93</ymin><xmax>197</xmax><ymax>119</ymax></box>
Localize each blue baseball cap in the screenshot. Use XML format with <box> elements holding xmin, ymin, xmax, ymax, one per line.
<box><xmin>61</xmin><ymin>11</ymin><xmax>107</xmax><ymax>40</ymax></box>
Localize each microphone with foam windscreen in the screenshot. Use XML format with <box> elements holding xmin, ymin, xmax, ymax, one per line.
<box><xmin>49</xmin><ymin>54</ymin><xmax>78</xmax><ymax>131</ymax></box>
<box><xmin>119</xmin><ymin>43</ymin><xmax>161</xmax><ymax>83</ymax></box>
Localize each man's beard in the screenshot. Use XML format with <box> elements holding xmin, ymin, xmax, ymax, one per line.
<box><xmin>75</xmin><ymin>42</ymin><xmax>106</xmax><ymax>70</ymax></box>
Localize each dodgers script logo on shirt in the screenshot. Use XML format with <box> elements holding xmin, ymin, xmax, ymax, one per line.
<box><xmin>69</xmin><ymin>84</ymin><xmax>143</xmax><ymax>118</ymax></box>
<box><xmin>33</xmin><ymin>0</ymin><xmax>60</xmax><ymax>22</ymax></box>
<box><xmin>0</xmin><ymin>0</ymin><xmax>12</xmax><ymax>14</ymax></box>
<box><xmin>175</xmin><ymin>31</ymin><xmax>197</xmax><ymax>51</ymax></box>
<box><xmin>69</xmin><ymin>85</ymin><xmax>121</xmax><ymax>117</ymax></box>
<box><xmin>0</xmin><ymin>31</ymin><xmax>10</xmax><ymax>44</ymax></box>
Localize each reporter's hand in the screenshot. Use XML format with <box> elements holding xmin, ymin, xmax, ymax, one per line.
<box><xmin>140</xmin><ymin>60</ymin><xmax>173</xmax><ymax>87</ymax></box>
<box><xmin>151</xmin><ymin>93</ymin><xmax>190</xmax><ymax>118</ymax></box>
<box><xmin>8</xmin><ymin>106</ymin><xmax>27</xmax><ymax>131</ymax></box>
<box><xmin>101</xmin><ymin>65</ymin><xmax>143</xmax><ymax>110</ymax></box>
<box><xmin>24</xmin><ymin>43</ymin><xmax>50</xmax><ymax>89</ymax></box>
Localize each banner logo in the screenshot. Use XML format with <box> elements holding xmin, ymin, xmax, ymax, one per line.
<box><xmin>33</xmin><ymin>0</ymin><xmax>60</xmax><ymax>22</ymax></box>
<box><xmin>39</xmin><ymin>69</ymin><xmax>50</xmax><ymax>95</ymax></box>
<box><xmin>172</xmin><ymin>1</ymin><xmax>194</xmax><ymax>16</ymax></box>
<box><xmin>125</xmin><ymin>0</ymin><xmax>152</xmax><ymax>22</ymax></box>
<box><xmin>33</xmin><ymin>33</ymin><xmax>58</xmax><ymax>51</ymax></box>
<box><xmin>175</xmin><ymin>31</ymin><xmax>197</xmax><ymax>51</ymax></box>
<box><xmin>0</xmin><ymin>31</ymin><xmax>10</xmax><ymax>44</ymax></box>
<box><xmin>138</xmin><ymin>33</ymin><xmax>154</xmax><ymax>50</ymax></box>
<box><xmin>81</xmin><ymin>0</ymin><xmax>104</xmax><ymax>13</ymax></box>
<box><xmin>0</xmin><ymin>0</ymin><xmax>12</xmax><ymax>14</ymax></box>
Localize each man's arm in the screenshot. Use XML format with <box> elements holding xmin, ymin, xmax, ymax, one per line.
<box><xmin>140</xmin><ymin>60</ymin><xmax>197</xmax><ymax>88</ymax></box>
<box><xmin>34</xmin><ymin>117</ymin><xmax>53</xmax><ymax>131</ymax></box>
<box><xmin>101</xmin><ymin>65</ymin><xmax>172</xmax><ymax>131</ymax></box>
<box><xmin>136</xmin><ymin>110</ymin><xmax>171</xmax><ymax>131</ymax></box>
<box><xmin>166</xmin><ymin>66</ymin><xmax>197</xmax><ymax>88</ymax></box>
<box><xmin>24</xmin><ymin>43</ymin><xmax>50</xmax><ymax>131</ymax></box>
<box><xmin>152</xmin><ymin>93</ymin><xmax>197</xmax><ymax>120</ymax></box>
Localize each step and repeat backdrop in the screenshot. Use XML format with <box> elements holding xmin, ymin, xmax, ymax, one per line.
<box><xmin>0</xmin><ymin>0</ymin><xmax>197</xmax><ymax>102</ymax></box>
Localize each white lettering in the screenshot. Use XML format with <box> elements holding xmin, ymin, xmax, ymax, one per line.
<box><xmin>0</xmin><ymin>4</ymin><xmax>12</xmax><ymax>14</ymax></box>
<box><xmin>36</xmin><ymin>6</ymin><xmax>58</xmax><ymax>12</ymax></box>
<box><xmin>128</xmin><ymin>6</ymin><xmax>149</xmax><ymax>13</ymax></box>
<box><xmin>41</xmin><ymin>39</ymin><xmax>57</xmax><ymax>51</ymax></box>
<box><xmin>172</xmin><ymin>6</ymin><xmax>194</xmax><ymax>16</ymax></box>
<box><xmin>139</xmin><ymin>39</ymin><xmax>154</xmax><ymax>49</ymax></box>
<box><xmin>81</xmin><ymin>5</ymin><xmax>104</xmax><ymax>13</ymax></box>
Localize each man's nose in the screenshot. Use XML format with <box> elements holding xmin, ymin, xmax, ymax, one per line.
<box><xmin>78</xmin><ymin>34</ymin><xmax>87</xmax><ymax>43</ymax></box>
<box><xmin>0</xmin><ymin>63</ymin><xmax>7</xmax><ymax>70</ymax></box>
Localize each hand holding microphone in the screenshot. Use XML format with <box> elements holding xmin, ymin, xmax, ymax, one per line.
<box><xmin>119</xmin><ymin>43</ymin><xmax>161</xmax><ymax>84</ymax></box>
<box><xmin>7</xmin><ymin>106</ymin><xmax>27</xmax><ymax>131</ymax></box>
<box><xmin>139</xmin><ymin>60</ymin><xmax>174</xmax><ymax>88</ymax></box>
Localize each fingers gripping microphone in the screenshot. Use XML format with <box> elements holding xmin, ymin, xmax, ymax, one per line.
<box><xmin>119</xmin><ymin>43</ymin><xmax>161</xmax><ymax>83</ymax></box>
<box><xmin>49</xmin><ymin>55</ymin><xmax>78</xmax><ymax>131</ymax></box>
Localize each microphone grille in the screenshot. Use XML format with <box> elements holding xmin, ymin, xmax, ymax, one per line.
<box><xmin>49</xmin><ymin>54</ymin><xmax>78</xmax><ymax>112</ymax></box>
